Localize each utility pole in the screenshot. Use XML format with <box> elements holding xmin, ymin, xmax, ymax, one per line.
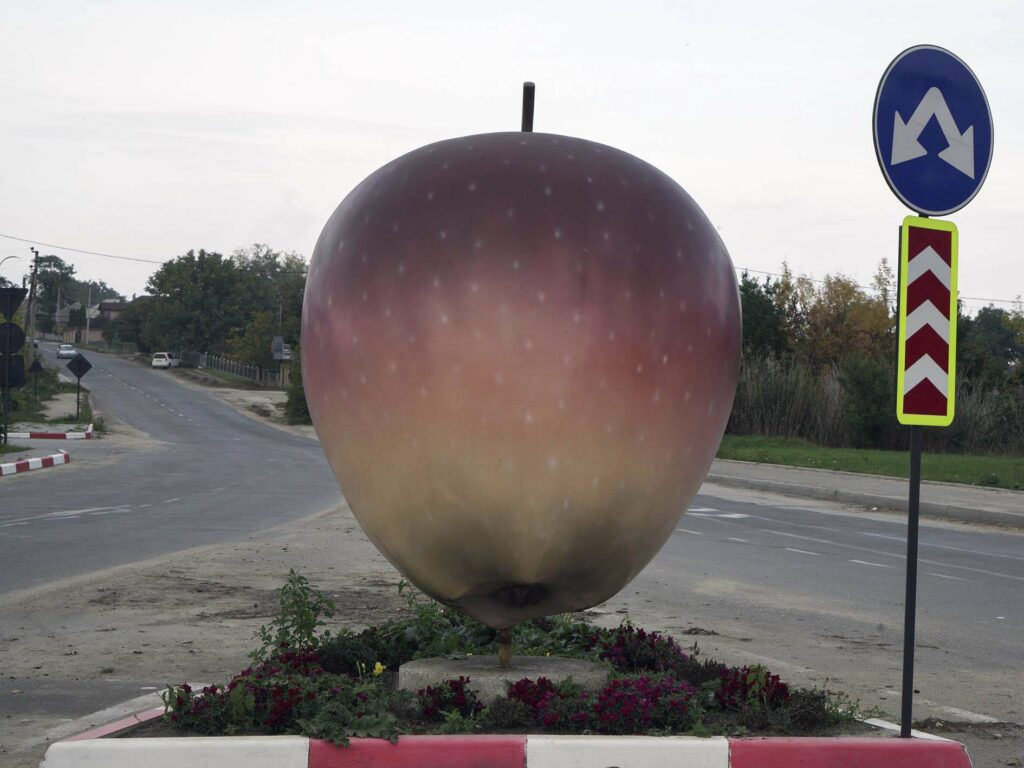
<box><xmin>27</xmin><ymin>248</ymin><xmax>39</xmax><ymax>345</ymax></box>
<box><xmin>85</xmin><ymin>283</ymin><xmax>92</xmax><ymax>344</ymax></box>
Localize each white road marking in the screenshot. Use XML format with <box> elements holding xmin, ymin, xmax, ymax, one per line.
<box><xmin>1</xmin><ymin>506</ymin><xmax>129</xmax><ymax>526</ymax></box>
<box><xmin>688</xmin><ymin>507</ymin><xmax>720</xmax><ymax>513</ymax></box>
<box><xmin>849</xmin><ymin>559</ymin><xmax>893</xmax><ymax>568</ymax></box>
<box><xmin>863</xmin><ymin>531</ymin><xmax>1024</xmax><ymax>563</ymax></box>
<box><xmin>785</xmin><ymin>548</ymin><xmax>820</xmax><ymax>556</ymax></box>
<box><xmin>676</xmin><ymin>528</ymin><xmax>703</xmax><ymax>535</ymax></box>
<box><xmin>163</xmin><ymin>498</ymin><xmax>180</xmax><ymax>503</ymax></box>
<box><xmin>727</xmin><ymin>537</ymin><xmax>749</xmax><ymax>543</ymax></box>
<box><xmin>927</xmin><ymin>572</ymin><xmax>968</xmax><ymax>581</ymax></box>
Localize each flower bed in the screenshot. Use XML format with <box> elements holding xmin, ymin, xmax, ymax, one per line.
<box><xmin>158</xmin><ymin>571</ymin><xmax>871</xmax><ymax>745</ymax></box>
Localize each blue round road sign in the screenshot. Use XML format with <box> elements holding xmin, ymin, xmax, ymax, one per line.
<box><xmin>873</xmin><ymin>45</ymin><xmax>993</xmax><ymax>216</ymax></box>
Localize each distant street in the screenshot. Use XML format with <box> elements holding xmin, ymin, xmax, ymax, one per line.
<box><xmin>0</xmin><ymin>344</ymin><xmax>341</xmax><ymax>594</ymax></box>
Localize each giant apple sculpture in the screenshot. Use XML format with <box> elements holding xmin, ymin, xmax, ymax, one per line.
<box><xmin>303</xmin><ymin>132</ymin><xmax>740</xmax><ymax>629</ymax></box>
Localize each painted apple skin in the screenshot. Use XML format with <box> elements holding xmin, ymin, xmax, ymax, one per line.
<box><xmin>303</xmin><ymin>132</ymin><xmax>740</xmax><ymax>629</ymax></box>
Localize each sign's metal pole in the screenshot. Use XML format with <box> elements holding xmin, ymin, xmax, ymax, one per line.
<box><xmin>900</xmin><ymin>424</ymin><xmax>923</xmax><ymax>737</ymax></box>
<box><xmin>76</xmin><ymin>377</ymin><xmax>81</xmax><ymax>423</ymax></box>
<box><xmin>3</xmin><ymin>319</ymin><xmax>10</xmax><ymax>446</ymax></box>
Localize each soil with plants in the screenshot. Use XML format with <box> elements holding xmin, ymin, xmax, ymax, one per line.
<box><xmin>153</xmin><ymin>571</ymin><xmax>872</xmax><ymax>745</ymax></box>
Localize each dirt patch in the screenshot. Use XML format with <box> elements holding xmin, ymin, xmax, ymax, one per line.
<box><xmin>0</xmin><ymin>504</ymin><xmax>405</xmax><ymax>767</ymax></box>
<box><xmin>168</xmin><ymin>370</ymin><xmax>317</xmax><ymax>440</ymax></box>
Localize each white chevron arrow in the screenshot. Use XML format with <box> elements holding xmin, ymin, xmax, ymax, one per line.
<box><xmin>905</xmin><ymin>302</ymin><xmax>950</xmax><ymax>342</ymax></box>
<box><xmin>891</xmin><ymin>86</ymin><xmax>975</xmax><ymax>179</ymax></box>
<box><xmin>904</xmin><ymin>355</ymin><xmax>948</xmax><ymax>396</ymax></box>
<box><xmin>907</xmin><ymin>246</ymin><xmax>952</xmax><ymax>289</ymax></box>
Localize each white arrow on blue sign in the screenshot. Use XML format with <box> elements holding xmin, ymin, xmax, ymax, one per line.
<box><xmin>873</xmin><ymin>45</ymin><xmax>993</xmax><ymax>216</ymax></box>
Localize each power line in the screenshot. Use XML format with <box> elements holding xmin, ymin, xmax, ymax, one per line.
<box><xmin>0</xmin><ymin>231</ymin><xmax>1016</xmax><ymax>307</ymax></box>
<box><xmin>734</xmin><ymin>265</ymin><xmax>1020</xmax><ymax>307</ymax></box>
<box><xmin>0</xmin><ymin>232</ymin><xmax>164</xmax><ymax>264</ymax></box>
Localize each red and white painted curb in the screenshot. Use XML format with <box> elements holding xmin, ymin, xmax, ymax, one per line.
<box><xmin>0</xmin><ymin>449</ymin><xmax>70</xmax><ymax>477</ymax></box>
<box><xmin>42</xmin><ymin>712</ymin><xmax>974</xmax><ymax>767</ymax></box>
<box><xmin>6</xmin><ymin>423</ymin><xmax>93</xmax><ymax>440</ymax></box>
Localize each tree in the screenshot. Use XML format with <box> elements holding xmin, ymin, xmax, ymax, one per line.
<box><xmin>231</xmin><ymin>244</ymin><xmax>307</xmax><ymax>344</ymax></box>
<box><xmin>105</xmin><ymin>296</ymin><xmax>159</xmax><ymax>351</ymax></box>
<box><xmin>738</xmin><ymin>272</ymin><xmax>788</xmax><ymax>357</ymax></box>
<box><xmin>144</xmin><ymin>250</ymin><xmax>251</xmax><ymax>352</ymax></box>
<box><xmin>227</xmin><ymin>310</ymin><xmax>278</xmax><ymax>368</ymax></box>
<box><xmin>957</xmin><ymin>305</ymin><xmax>1024</xmax><ymax>387</ymax></box>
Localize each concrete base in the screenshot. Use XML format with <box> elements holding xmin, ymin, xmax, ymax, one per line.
<box><xmin>398</xmin><ymin>656</ymin><xmax>610</xmax><ymax>703</ymax></box>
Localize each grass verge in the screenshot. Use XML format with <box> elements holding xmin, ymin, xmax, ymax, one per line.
<box><xmin>0</xmin><ymin>443</ymin><xmax>29</xmax><ymax>456</ymax></box>
<box><xmin>718</xmin><ymin>435</ymin><xmax>1024</xmax><ymax>490</ymax></box>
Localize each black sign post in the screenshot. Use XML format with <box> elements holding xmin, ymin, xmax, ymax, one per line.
<box><xmin>66</xmin><ymin>353</ymin><xmax>93</xmax><ymax>423</ymax></box>
<box><xmin>0</xmin><ymin>289</ymin><xmax>29</xmax><ymax>446</ymax></box>
<box><xmin>28</xmin><ymin>359</ymin><xmax>43</xmax><ymax>405</ymax></box>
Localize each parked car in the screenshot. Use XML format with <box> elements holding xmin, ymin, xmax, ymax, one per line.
<box><xmin>151</xmin><ymin>352</ymin><xmax>180</xmax><ymax>369</ymax></box>
<box><xmin>56</xmin><ymin>344</ymin><xmax>77</xmax><ymax>359</ymax></box>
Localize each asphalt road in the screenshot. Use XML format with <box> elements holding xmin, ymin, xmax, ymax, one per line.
<box><xmin>2</xmin><ymin>344</ymin><xmax>1021</xmax><ymax>763</ymax></box>
<box><xmin>0</xmin><ymin>344</ymin><xmax>341</xmax><ymax>594</ymax></box>
<box><xmin>618</xmin><ymin>486</ymin><xmax>1024</xmax><ymax>727</ymax></box>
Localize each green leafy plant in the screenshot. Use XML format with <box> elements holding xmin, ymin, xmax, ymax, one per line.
<box><xmin>251</xmin><ymin>570</ymin><xmax>336</xmax><ymax>662</ymax></box>
<box><xmin>163</xmin><ymin>571</ymin><xmax>869</xmax><ymax>743</ymax></box>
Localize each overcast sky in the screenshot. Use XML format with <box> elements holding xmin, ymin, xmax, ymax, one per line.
<box><xmin>1</xmin><ymin>1</ymin><xmax>1020</xmax><ymax>313</ymax></box>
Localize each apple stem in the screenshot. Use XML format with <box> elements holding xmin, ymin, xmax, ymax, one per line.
<box><xmin>498</xmin><ymin>627</ymin><xmax>513</xmax><ymax>668</ymax></box>
<box><xmin>521</xmin><ymin>82</ymin><xmax>535</xmax><ymax>132</ymax></box>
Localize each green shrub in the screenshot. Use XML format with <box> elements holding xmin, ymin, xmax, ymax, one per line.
<box><xmin>163</xmin><ymin>571</ymin><xmax>865</xmax><ymax>742</ymax></box>
<box><xmin>284</xmin><ymin>346</ymin><xmax>310</xmax><ymax>424</ymax></box>
<box><xmin>252</xmin><ymin>570</ymin><xmax>336</xmax><ymax>662</ymax></box>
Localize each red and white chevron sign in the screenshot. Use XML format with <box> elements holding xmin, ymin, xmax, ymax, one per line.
<box><xmin>896</xmin><ymin>216</ymin><xmax>958</xmax><ymax>427</ymax></box>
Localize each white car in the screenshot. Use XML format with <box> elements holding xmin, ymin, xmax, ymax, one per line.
<box><xmin>152</xmin><ymin>352</ymin><xmax>180</xmax><ymax>369</ymax></box>
<box><xmin>56</xmin><ymin>344</ymin><xmax>77</xmax><ymax>359</ymax></box>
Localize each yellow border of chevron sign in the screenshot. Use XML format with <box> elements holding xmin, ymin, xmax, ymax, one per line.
<box><xmin>896</xmin><ymin>216</ymin><xmax>958</xmax><ymax>427</ymax></box>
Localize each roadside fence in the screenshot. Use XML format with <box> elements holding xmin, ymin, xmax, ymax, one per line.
<box><xmin>176</xmin><ymin>350</ymin><xmax>290</xmax><ymax>389</ymax></box>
